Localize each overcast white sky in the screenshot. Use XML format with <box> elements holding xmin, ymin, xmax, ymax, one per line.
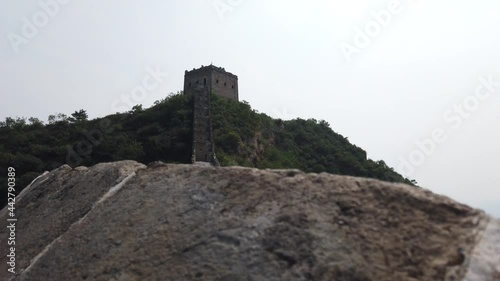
<box><xmin>1</xmin><ymin>0</ymin><xmax>499</xmax><ymax>216</ymax></box>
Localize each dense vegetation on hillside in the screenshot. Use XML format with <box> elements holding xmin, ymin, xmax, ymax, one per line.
<box><xmin>0</xmin><ymin>93</ymin><xmax>412</xmax><ymax>208</ymax></box>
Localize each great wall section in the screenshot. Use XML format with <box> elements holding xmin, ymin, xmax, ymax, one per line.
<box><xmin>191</xmin><ymin>86</ymin><xmax>219</xmax><ymax>166</ymax></box>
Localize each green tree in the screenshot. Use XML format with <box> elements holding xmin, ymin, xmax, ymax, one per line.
<box><xmin>48</xmin><ymin>113</ymin><xmax>70</xmax><ymax>124</ymax></box>
<box><xmin>130</xmin><ymin>105</ymin><xmax>143</xmax><ymax>114</ymax></box>
<box><xmin>70</xmin><ymin>110</ymin><xmax>88</xmax><ymax>123</ymax></box>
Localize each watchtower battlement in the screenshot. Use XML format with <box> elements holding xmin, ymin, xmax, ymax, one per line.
<box><xmin>184</xmin><ymin>64</ymin><xmax>239</xmax><ymax>101</ymax></box>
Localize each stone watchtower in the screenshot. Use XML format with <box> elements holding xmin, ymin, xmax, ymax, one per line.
<box><xmin>184</xmin><ymin>64</ymin><xmax>239</xmax><ymax>101</ymax></box>
<box><xmin>184</xmin><ymin>65</ymin><xmax>239</xmax><ymax>166</ymax></box>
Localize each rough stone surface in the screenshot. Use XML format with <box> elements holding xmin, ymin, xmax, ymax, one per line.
<box><xmin>464</xmin><ymin>218</ymin><xmax>500</xmax><ymax>280</ymax></box>
<box><xmin>1</xmin><ymin>161</ymin><xmax>498</xmax><ymax>281</ymax></box>
<box><xmin>0</xmin><ymin>161</ymin><xmax>146</xmax><ymax>277</ymax></box>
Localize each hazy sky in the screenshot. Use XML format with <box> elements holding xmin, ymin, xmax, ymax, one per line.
<box><xmin>1</xmin><ymin>0</ymin><xmax>499</xmax><ymax>216</ymax></box>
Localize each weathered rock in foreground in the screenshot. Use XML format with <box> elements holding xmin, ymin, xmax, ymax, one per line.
<box><xmin>1</xmin><ymin>161</ymin><xmax>498</xmax><ymax>281</ymax></box>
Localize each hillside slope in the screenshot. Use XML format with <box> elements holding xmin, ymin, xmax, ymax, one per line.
<box><xmin>0</xmin><ymin>93</ymin><xmax>411</xmax><ymax>208</ymax></box>
<box><xmin>1</xmin><ymin>161</ymin><xmax>498</xmax><ymax>281</ymax></box>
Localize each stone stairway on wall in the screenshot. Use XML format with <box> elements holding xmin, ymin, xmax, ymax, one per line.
<box><xmin>192</xmin><ymin>86</ymin><xmax>219</xmax><ymax>166</ymax></box>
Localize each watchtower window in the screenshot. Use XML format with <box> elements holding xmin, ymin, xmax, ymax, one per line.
<box><xmin>196</xmin><ymin>81</ymin><xmax>199</xmax><ymax>84</ymax></box>
<box><xmin>216</xmin><ymin>79</ymin><xmax>219</xmax><ymax>84</ymax></box>
<box><xmin>204</xmin><ymin>78</ymin><xmax>207</xmax><ymax>86</ymax></box>
<box><xmin>188</xmin><ymin>82</ymin><xmax>192</xmax><ymax>87</ymax></box>
<box><xmin>224</xmin><ymin>82</ymin><xmax>227</xmax><ymax>87</ymax></box>
<box><xmin>231</xmin><ymin>85</ymin><xmax>234</xmax><ymax>89</ymax></box>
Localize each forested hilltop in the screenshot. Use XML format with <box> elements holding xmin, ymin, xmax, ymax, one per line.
<box><xmin>0</xmin><ymin>93</ymin><xmax>412</xmax><ymax>207</ymax></box>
